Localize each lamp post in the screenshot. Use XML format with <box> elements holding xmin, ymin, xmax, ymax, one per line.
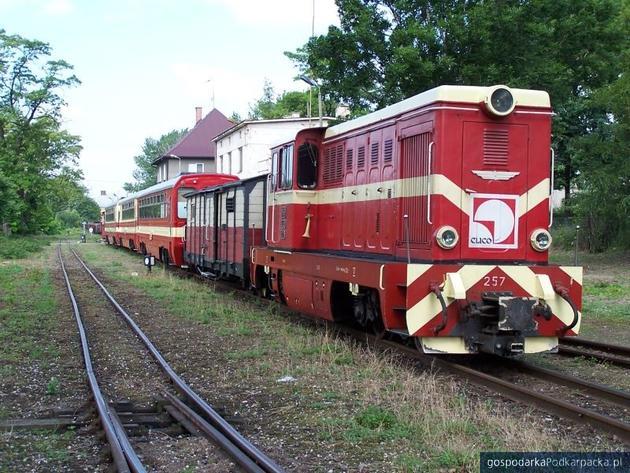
<box><xmin>168</xmin><ymin>154</ymin><xmax>182</xmax><ymax>177</ymax></box>
<box><xmin>299</xmin><ymin>75</ymin><xmax>322</xmax><ymax>127</ymax></box>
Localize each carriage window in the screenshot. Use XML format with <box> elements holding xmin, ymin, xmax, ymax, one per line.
<box><xmin>280</xmin><ymin>144</ymin><xmax>293</xmax><ymax>190</ymax></box>
<box><xmin>297</xmin><ymin>143</ymin><xmax>318</xmax><ymax>189</ymax></box>
<box><xmin>121</xmin><ymin>201</ymin><xmax>135</xmax><ymax>220</ymax></box>
<box><xmin>139</xmin><ymin>193</ymin><xmax>166</xmax><ymax>219</ymax></box>
<box><xmin>178</xmin><ymin>187</ymin><xmax>193</xmax><ymax>218</ymax></box>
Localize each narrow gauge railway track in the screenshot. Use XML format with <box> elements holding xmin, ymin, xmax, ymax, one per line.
<box><xmin>339</xmin><ymin>328</ymin><xmax>630</xmax><ymax>445</ymax></box>
<box><xmin>559</xmin><ymin>337</ymin><xmax>630</xmax><ymax>369</ymax></box>
<box><xmin>58</xmin><ymin>246</ymin><xmax>284</xmax><ymax>473</ymax></box>
<box><xmin>98</xmin><ymin>245</ymin><xmax>630</xmax><ymax>446</ymax></box>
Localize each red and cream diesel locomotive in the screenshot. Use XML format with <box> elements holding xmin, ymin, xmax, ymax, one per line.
<box><xmin>184</xmin><ymin>84</ymin><xmax>582</xmax><ymax>356</ymax></box>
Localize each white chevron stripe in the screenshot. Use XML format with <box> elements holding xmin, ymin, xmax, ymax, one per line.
<box><xmin>499</xmin><ymin>266</ymin><xmax>581</xmax><ymax>330</ymax></box>
<box><xmin>406</xmin><ymin>264</ymin><xmax>495</xmax><ymax>335</ymax></box>
<box><xmin>405</xmin><ymin>264</ymin><xmax>581</xmax><ymax>335</ymax></box>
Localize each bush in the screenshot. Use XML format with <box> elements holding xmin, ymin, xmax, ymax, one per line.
<box><xmin>0</xmin><ymin>235</ymin><xmax>56</xmax><ymax>259</ymax></box>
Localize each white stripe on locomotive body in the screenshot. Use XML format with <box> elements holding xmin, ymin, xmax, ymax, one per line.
<box><xmin>420</xmin><ymin>336</ymin><xmax>558</xmax><ymax>354</ymax></box>
<box><xmin>405</xmin><ymin>264</ymin><xmax>583</xmax><ymax>337</ymax></box>
<box><xmin>324</xmin><ymin>85</ymin><xmax>550</xmax><ymax>140</ymax></box>
<box><xmin>270</xmin><ymin>175</ymin><xmax>551</xmax><ymax>218</ymax></box>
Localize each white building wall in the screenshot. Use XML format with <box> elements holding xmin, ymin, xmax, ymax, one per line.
<box><xmin>215</xmin><ymin>119</ymin><xmax>328</xmax><ymax>179</ymax></box>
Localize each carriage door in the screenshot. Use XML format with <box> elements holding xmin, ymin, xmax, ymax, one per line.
<box><xmin>219</xmin><ymin>188</ymin><xmax>236</xmax><ymax>273</ymax></box>
<box><xmin>204</xmin><ymin>193</ymin><xmax>215</xmax><ymax>263</ymax></box>
<box><xmin>398</xmin><ymin>123</ymin><xmax>433</xmax><ymax>252</ymax></box>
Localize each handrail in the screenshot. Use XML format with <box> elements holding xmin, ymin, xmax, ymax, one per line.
<box><xmin>427</xmin><ymin>141</ymin><xmax>434</xmax><ymax>224</ymax></box>
<box><xmin>549</xmin><ymin>147</ymin><xmax>554</xmax><ymax>228</ymax></box>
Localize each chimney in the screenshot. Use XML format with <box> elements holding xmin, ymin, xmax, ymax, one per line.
<box><xmin>195</xmin><ymin>106</ymin><xmax>202</xmax><ymax>124</ymax></box>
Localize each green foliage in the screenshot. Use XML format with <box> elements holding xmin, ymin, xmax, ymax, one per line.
<box><xmin>123</xmin><ymin>128</ymin><xmax>188</xmax><ymax>192</ymax></box>
<box><xmin>46</xmin><ymin>377</ymin><xmax>59</xmax><ymax>395</ymax></box>
<box><xmin>248</xmin><ymin>79</ymin><xmax>337</xmax><ymax>120</ymax></box>
<box><xmin>0</xmin><ymin>234</ymin><xmax>56</xmax><ymax>259</ymax></box>
<box><xmin>288</xmin><ymin>0</ymin><xmax>628</xmax><ymax>251</ymax></box>
<box><xmin>0</xmin><ymin>29</ymin><xmax>93</xmax><ymax>234</ymax></box>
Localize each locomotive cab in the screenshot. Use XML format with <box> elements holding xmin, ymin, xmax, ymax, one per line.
<box><xmin>266</xmin><ymin>128</ymin><xmax>325</xmax><ymax>248</ymax></box>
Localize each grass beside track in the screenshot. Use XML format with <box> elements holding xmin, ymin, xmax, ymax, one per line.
<box><xmin>75</xmin><ymin>242</ymin><xmax>601</xmax><ymax>472</ymax></box>
<box><xmin>0</xmin><ymin>245</ymin><xmax>80</xmax><ymax>470</ymax></box>
<box><xmin>551</xmin><ymin>249</ymin><xmax>629</xmax><ymax>344</ymax></box>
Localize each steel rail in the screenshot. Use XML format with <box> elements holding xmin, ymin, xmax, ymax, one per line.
<box><xmin>162</xmin><ymin>391</ymin><xmax>265</xmax><ymax>473</ymax></box>
<box><xmin>560</xmin><ymin>337</ymin><xmax>630</xmax><ymax>366</ymax></box>
<box><xmin>70</xmin><ymin>249</ymin><xmax>284</xmax><ymax>473</ymax></box>
<box><xmin>493</xmin><ymin>358</ymin><xmax>630</xmax><ymax>407</ymax></box>
<box><xmin>558</xmin><ymin>345</ymin><xmax>630</xmax><ymax>369</ymax></box>
<box><xmin>58</xmin><ymin>247</ymin><xmax>146</xmax><ymax>473</ymax></box>
<box><xmin>339</xmin><ymin>327</ymin><xmax>630</xmax><ymax>445</ymax></box>
<box><xmin>560</xmin><ymin>337</ymin><xmax>630</xmax><ymax>357</ymax></box>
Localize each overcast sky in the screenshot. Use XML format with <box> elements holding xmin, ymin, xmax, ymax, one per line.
<box><xmin>1</xmin><ymin>0</ymin><xmax>339</xmax><ymax>201</ymax></box>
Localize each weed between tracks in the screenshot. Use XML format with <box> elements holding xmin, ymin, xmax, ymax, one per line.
<box><xmin>0</xmin><ymin>244</ymin><xmax>104</xmax><ymax>472</ymax></box>
<box><xmin>71</xmin><ymin>242</ymin><xmax>607</xmax><ymax>472</ymax></box>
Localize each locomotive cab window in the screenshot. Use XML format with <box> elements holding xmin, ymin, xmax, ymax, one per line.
<box><xmin>279</xmin><ymin>144</ymin><xmax>294</xmax><ymax>190</ymax></box>
<box><xmin>271</xmin><ymin>151</ymin><xmax>279</xmax><ymax>190</ymax></box>
<box><xmin>297</xmin><ymin>143</ymin><xmax>318</xmax><ymax>189</ymax></box>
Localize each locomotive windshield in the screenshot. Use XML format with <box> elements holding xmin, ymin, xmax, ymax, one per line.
<box><xmin>297</xmin><ymin>143</ymin><xmax>318</xmax><ymax>189</ymax></box>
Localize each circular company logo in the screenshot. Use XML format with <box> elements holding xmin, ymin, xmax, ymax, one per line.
<box><xmin>471</xmin><ymin>199</ymin><xmax>515</xmax><ymax>245</ymax></box>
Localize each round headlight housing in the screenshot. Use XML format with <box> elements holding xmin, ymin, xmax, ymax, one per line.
<box><xmin>530</xmin><ymin>229</ymin><xmax>552</xmax><ymax>252</ymax></box>
<box><xmin>485</xmin><ymin>85</ymin><xmax>516</xmax><ymax>116</ymax></box>
<box><xmin>436</xmin><ymin>226</ymin><xmax>459</xmax><ymax>250</ymax></box>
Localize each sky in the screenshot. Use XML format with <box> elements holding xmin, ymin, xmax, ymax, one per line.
<box><xmin>1</xmin><ymin>0</ymin><xmax>340</xmax><ymax>202</ymax></box>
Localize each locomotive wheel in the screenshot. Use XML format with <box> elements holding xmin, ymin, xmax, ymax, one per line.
<box><xmin>371</xmin><ymin>317</ymin><xmax>386</xmax><ymax>339</ymax></box>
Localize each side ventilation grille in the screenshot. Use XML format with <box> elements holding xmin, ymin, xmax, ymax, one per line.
<box><xmin>323</xmin><ymin>144</ymin><xmax>344</xmax><ymax>186</ymax></box>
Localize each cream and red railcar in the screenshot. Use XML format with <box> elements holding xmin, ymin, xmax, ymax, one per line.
<box><xmin>184</xmin><ymin>175</ymin><xmax>267</xmax><ymax>284</ymax></box>
<box><xmin>249</xmin><ymin>84</ymin><xmax>582</xmax><ymax>356</ymax></box>
<box><xmin>103</xmin><ymin>174</ymin><xmax>236</xmax><ymax>266</ymax></box>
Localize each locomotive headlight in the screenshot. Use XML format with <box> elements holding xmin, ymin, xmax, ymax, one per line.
<box><xmin>530</xmin><ymin>229</ymin><xmax>552</xmax><ymax>252</ymax></box>
<box><xmin>436</xmin><ymin>226</ymin><xmax>459</xmax><ymax>249</ymax></box>
<box><xmin>485</xmin><ymin>85</ymin><xmax>516</xmax><ymax>116</ymax></box>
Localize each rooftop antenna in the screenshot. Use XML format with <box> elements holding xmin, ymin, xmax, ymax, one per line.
<box><xmin>205</xmin><ymin>79</ymin><xmax>215</xmax><ymax>109</ymax></box>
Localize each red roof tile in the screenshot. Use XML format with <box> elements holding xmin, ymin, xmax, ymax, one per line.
<box><xmin>154</xmin><ymin>109</ymin><xmax>233</xmax><ymax>163</ymax></box>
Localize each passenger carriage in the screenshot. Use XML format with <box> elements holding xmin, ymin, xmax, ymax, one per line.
<box><xmin>103</xmin><ymin>174</ymin><xmax>236</xmax><ymax>266</ymax></box>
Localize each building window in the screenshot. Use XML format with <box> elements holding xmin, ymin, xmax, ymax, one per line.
<box><xmin>188</xmin><ymin>163</ymin><xmax>204</xmax><ymax>173</ymax></box>
<box><xmin>238</xmin><ymin>147</ymin><xmax>243</xmax><ymax>173</ymax></box>
<box><xmin>219</xmin><ymin>155</ymin><xmax>223</xmax><ymax>172</ymax></box>
<box><xmin>228</xmin><ymin>151</ymin><xmax>232</xmax><ymax>174</ymax></box>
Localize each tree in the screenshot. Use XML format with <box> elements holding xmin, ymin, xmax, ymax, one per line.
<box><xmin>0</xmin><ymin>29</ymin><xmax>84</xmax><ymax>234</ymax></box>
<box><xmin>123</xmin><ymin>128</ymin><xmax>188</xmax><ymax>193</ymax></box>
<box><xmin>289</xmin><ymin>0</ymin><xmax>624</xmax><ymax>184</ymax></box>
<box><xmin>570</xmin><ymin>46</ymin><xmax>630</xmax><ymax>250</ymax></box>
<box><xmin>288</xmin><ymin>0</ymin><xmax>627</xmax><ymax>248</ymax></box>
<box><xmin>248</xmin><ymin>79</ymin><xmax>337</xmax><ymax>120</ymax></box>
